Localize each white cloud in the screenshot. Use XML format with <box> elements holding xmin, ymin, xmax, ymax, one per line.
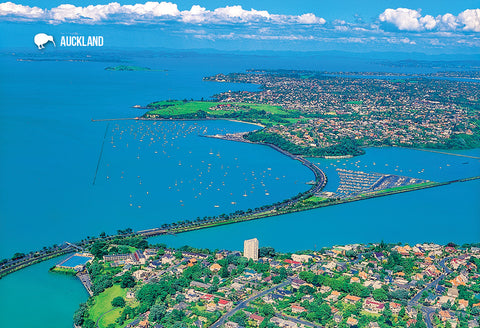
<box><xmin>379</xmin><ymin>7</ymin><xmax>480</xmax><ymax>32</ymax></box>
<box><xmin>458</xmin><ymin>9</ymin><xmax>480</xmax><ymax>32</ymax></box>
<box><xmin>297</xmin><ymin>13</ymin><xmax>325</xmax><ymax>24</ymax></box>
<box><xmin>0</xmin><ymin>1</ymin><xmax>44</xmax><ymax>18</ymax></box>
<box><xmin>379</xmin><ymin>8</ymin><xmax>423</xmax><ymax>31</ymax></box>
<box><xmin>0</xmin><ymin>1</ymin><xmax>327</xmax><ymax>26</ymax></box>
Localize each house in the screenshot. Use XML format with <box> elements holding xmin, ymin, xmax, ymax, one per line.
<box><xmin>302</xmin><ymin>295</ymin><xmax>315</xmax><ymax>303</ymax></box>
<box><xmin>447</xmin><ymin>287</ymin><xmax>459</xmax><ymax>298</ymax></box>
<box><xmin>201</xmin><ymin>294</ymin><xmax>214</xmax><ymax>301</ymax></box>
<box><xmin>149</xmin><ymin>260</ymin><xmax>163</xmax><ymax>269</ymax></box>
<box><xmin>231</xmin><ymin>282</ymin><xmax>245</xmax><ymax>291</ymax></box>
<box><xmin>363</xmin><ymin>298</ymin><xmax>385</xmax><ymax>313</ymax></box>
<box><xmin>407</xmin><ymin>319</ymin><xmax>417</xmax><ymax>327</ymax></box>
<box><xmin>333</xmin><ymin>313</ymin><xmax>343</xmax><ymax>323</ymax></box>
<box><xmin>319</xmin><ymin>285</ymin><xmax>332</xmax><ymax>294</ymax></box>
<box><xmin>326</xmin><ymin>290</ymin><xmax>341</xmax><ymax>302</ymax></box>
<box><xmin>225</xmin><ymin>322</ymin><xmax>240</xmax><ymax>328</ymax></box>
<box><xmin>190</xmin><ymin>281</ymin><xmax>212</xmax><ymax>289</ymax></box>
<box><xmin>132</xmin><ymin>269</ymin><xmax>150</xmax><ymax>281</ymax></box>
<box><xmin>390</xmin><ymin>302</ymin><xmax>402</xmax><ymax>315</ymax></box>
<box><xmin>206</xmin><ymin>302</ymin><xmax>217</xmax><ymax>312</ymax></box>
<box><xmin>350</xmin><ymin>277</ymin><xmax>361</xmax><ymax>283</ymax></box>
<box><xmin>161</xmin><ymin>254</ymin><xmax>174</xmax><ymax>264</ymax></box>
<box><xmin>458</xmin><ymin>299</ymin><xmax>469</xmax><ymax>310</ymax></box>
<box><xmin>218</xmin><ymin>299</ymin><xmax>233</xmax><ymax>311</ymax></box>
<box><xmin>439</xmin><ymin>310</ymin><xmax>451</xmax><ymax>321</ymax></box>
<box><xmin>292</xmin><ymin>254</ymin><xmax>312</xmax><ymax>263</ymax></box>
<box><xmin>185</xmin><ymin>289</ymin><xmax>200</xmax><ymax>303</ymax></box>
<box><xmin>345</xmin><ymin>295</ymin><xmax>361</xmax><ymax>304</ymax></box>
<box><xmin>249</xmin><ymin>314</ymin><xmax>264</xmax><ymax>326</ymax></box>
<box><xmin>210</xmin><ymin>263</ymin><xmax>222</xmax><ymax>272</ymax></box>
<box><xmin>291</xmin><ymin>305</ymin><xmax>307</xmax><ymax>314</ymax></box>
<box><xmin>291</xmin><ymin>278</ymin><xmax>307</xmax><ymax>289</ymax></box>
<box><xmin>347</xmin><ymin>317</ymin><xmax>358</xmax><ymax>327</ymax></box>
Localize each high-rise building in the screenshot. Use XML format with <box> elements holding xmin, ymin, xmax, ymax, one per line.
<box><xmin>243</xmin><ymin>238</ymin><xmax>259</xmax><ymax>260</ymax></box>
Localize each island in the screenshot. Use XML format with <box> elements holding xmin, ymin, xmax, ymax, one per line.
<box><xmin>105</xmin><ymin>65</ymin><xmax>155</xmax><ymax>72</ymax></box>
<box><xmin>65</xmin><ymin>236</ymin><xmax>480</xmax><ymax>328</ymax></box>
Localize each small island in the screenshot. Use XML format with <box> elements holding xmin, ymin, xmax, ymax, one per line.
<box><xmin>105</xmin><ymin>65</ymin><xmax>154</xmax><ymax>72</ymax></box>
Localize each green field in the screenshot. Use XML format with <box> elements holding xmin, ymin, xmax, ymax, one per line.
<box><xmin>304</xmin><ymin>196</ymin><xmax>327</xmax><ymax>203</ymax></box>
<box><xmin>89</xmin><ymin>285</ymin><xmax>127</xmax><ymax>327</ymax></box>
<box><xmin>146</xmin><ymin>100</ymin><xmax>288</xmax><ymax>117</ymax></box>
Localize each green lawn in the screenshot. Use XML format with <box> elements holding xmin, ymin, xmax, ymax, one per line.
<box><xmin>89</xmin><ymin>285</ymin><xmax>127</xmax><ymax>327</ymax></box>
<box><xmin>98</xmin><ymin>308</ymin><xmax>123</xmax><ymax>328</ymax></box>
<box><xmin>146</xmin><ymin>101</ymin><xmax>288</xmax><ymax>116</ymax></box>
<box><xmin>372</xmin><ymin>182</ymin><xmax>436</xmax><ymax>195</ymax></box>
<box><xmin>304</xmin><ymin>196</ymin><xmax>327</xmax><ymax>203</ymax></box>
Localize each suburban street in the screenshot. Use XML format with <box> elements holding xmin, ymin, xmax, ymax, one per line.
<box><xmin>210</xmin><ymin>279</ymin><xmax>291</xmax><ymax>328</ymax></box>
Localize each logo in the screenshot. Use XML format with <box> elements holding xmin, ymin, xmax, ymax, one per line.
<box><xmin>33</xmin><ymin>33</ymin><xmax>105</xmax><ymax>50</ymax></box>
<box><xmin>34</xmin><ymin>33</ymin><xmax>56</xmax><ymax>49</ymax></box>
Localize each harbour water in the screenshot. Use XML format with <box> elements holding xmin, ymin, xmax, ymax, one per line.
<box><xmin>0</xmin><ymin>51</ymin><xmax>479</xmax><ymax>327</ymax></box>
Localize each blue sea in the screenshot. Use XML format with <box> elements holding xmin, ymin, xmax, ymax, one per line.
<box><xmin>0</xmin><ymin>50</ymin><xmax>479</xmax><ymax>327</ymax></box>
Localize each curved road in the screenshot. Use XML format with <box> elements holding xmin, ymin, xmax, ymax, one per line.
<box><xmin>210</xmin><ymin>280</ymin><xmax>290</xmax><ymax>328</ymax></box>
<box><xmin>408</xmin><ymin>257</ymin><xmax>453</xmax><ymax>328</ymax></box>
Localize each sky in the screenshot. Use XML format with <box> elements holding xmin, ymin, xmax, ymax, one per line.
<box><xmin>0</xmin><ymin>0</ymin><xmax>479</xmax><ymax>54</ymax></box>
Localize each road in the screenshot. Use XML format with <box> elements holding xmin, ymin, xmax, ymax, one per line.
<box><xmin>210</xmin><ymin>280</ymin><xmax>290</xmax><ymax>328</ymax></box>
<box><xmin>408</xmin><ymin>257</ymin><xmax>453</xmax><ymax>328</ymax></box>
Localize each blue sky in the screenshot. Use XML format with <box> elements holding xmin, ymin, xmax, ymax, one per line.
<box><xmin>1</xmin><ymin>0</ymin><xmax>479</xmax><ymax>53</ymax></box>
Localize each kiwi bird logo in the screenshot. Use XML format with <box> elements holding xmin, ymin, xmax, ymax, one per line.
<box><xmin>34</xmin><ymin>33</ymin><xmax>55</xmax><ymax>49</ymax></box>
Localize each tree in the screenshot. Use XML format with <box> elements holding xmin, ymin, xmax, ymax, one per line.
<box><xmin>149</xmin><ymin>304</ymin><xmax>166</xmax><ymax>322</ymax></box>
<box><xmin>121</xmin><ymin>273</ymin><xmax>136</xmax><ymax>288</ymax></box>
<box><xmin>73</xmin><ymin>303</ymin><xmax>88</xmax><ymax>326</ymax></box>
<box><xmin>111</xmin><ymin>296</ymin><xmax>126</xmax><ymax>308</ymax></box>
<box><xmin>373</xmin><ymin>288</ymin><xmax>388</xmax><ymax>301</ymax></box>
<box><xmin>260</xmin><ymin>304</ymin><xmax>275</xmax><ymax>317</ymax></box>
<box><xmin>83</xmin><ymin>319</ymin><xmax>95</xmax><ymax>328</ymax></box>
<box><xmin>259</xmin><ymin>247</ymin><xmax>276</xmax><ymax>258</ymax></box>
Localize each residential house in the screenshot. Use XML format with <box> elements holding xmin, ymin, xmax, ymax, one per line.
<box><xmin>458</xmin><ymin>299</ymin><xmax>469</xmax><ymax>310</ymax></box>
<box><xmin>347</xmin><ymin>317</ymin><xmax>358</xmax><ymax>327</ymax></box>
<box><xmin>249</xmin><ymin>314</ymin><xmax>264</xmax><ymax>326</ymax></box>
<box><xmin>345</xmin><ymin>295</ymin><xmax>361</xmax><ymax>304</ymax></box>
<box><xmin>291</xmin><ymin>305</ymin><xmax>307</xmax><ymax>314</ymax></box>
<box><xmin>210</xmin><ymin>263</ymin><xmax>222</xmax><ymax>273</ymax></box>
<box><xmin>218</xmin><ymin>299</ymin><xmax>233</xmax><ymax>311</ymax></box>
<box><xmin>206</xmin><ymin>302</ymin><xmax>217</xmax><ymax>312</ymax></box>
<box><xmin>438</xmin><ymin>310</ymin><xmax>452</xmax><ymax>322</ymax></box>
<box><xmin>291</xmin><ymin>278</ymin><xmax>307</xmax><ymax>289</ymax></box>
<box><xmin>363</xmin><ymin>298</ymin><xmax>385</xmax><ymax>314</ymax></box>
<box><xmin>326</xmin><ymin>290</ymin><xmax>341</xmax><ymax>302</ymax></box>
<box><xmin>390</xmin><ymin>302</ymin><xmax>402</xmax><ymax>315</ymax></box>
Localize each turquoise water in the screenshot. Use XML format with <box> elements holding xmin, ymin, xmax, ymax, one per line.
<box><xmin>0</xmin><ymin>51</ymin><xmax>479</xmax><ymax>327</ymax></box>
<box><xmin>0</xmin><ymin>255</ymin><xmax>88</xmax><ymax>328</ymax></box>
<box><xmin>150</xmin><ymin>147</ymin><xmax>480</xmax><ymax>251</ymax></box>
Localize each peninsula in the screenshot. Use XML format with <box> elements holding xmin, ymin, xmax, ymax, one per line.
<box><xmin>144</xmin><ymin>69</ymin><xmax>480</xmax><ymax>157</ymax></box>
